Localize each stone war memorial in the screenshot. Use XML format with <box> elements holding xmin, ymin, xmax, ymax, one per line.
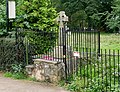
<box><xmin>26</xmin><ymin>11</ymin><xmax>74</xmax><ymax>83</ymax></box>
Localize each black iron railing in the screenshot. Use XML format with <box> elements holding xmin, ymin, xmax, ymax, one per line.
<box><xmin>67</xmin><ymin>48</ymin><xmax>120</xmax><ymax>91</ymax></box>
<box><xmin>0</xmin><ymin>27</ymin><xmax>120</xmax><ymax>91</ymax></box>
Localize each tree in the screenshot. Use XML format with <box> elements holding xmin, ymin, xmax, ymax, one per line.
<box><xmin>53</xmin><ymin>0</ymin><xmax>101</xmax><ymax>28</ymax></box>
<box><xmin>106</xmin><ymin>0</ymin><xmax>120</xmax><ymax>32</ymax></box>
<box><xmin>15</xmin><ymin>0</ymin><xmax>57</xmax><ymax>30</ymax></box>
<box><xmin>0</xmin><ymin>0</ymin><xmax>6</xmax><ymax>36</ymax></box>
<box><xmin>14</xmin><ymin>0</ymin><xmax>58</xmax><ymax>54</ymax></box>
<box><xmin>0</xmin><ymin>0</ymin><xmax>58</xmax><ymax>54</ymax></box>
<box><xmin>53</xmin><ymin>0</ymin><xmax>113</xmax><ymax>30</ymax></box>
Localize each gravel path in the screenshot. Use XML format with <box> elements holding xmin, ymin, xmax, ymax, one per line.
<box><xmin>0</xmin><ymin>74</ymin><xmax>69</xmax><ymax>92</ymax></box>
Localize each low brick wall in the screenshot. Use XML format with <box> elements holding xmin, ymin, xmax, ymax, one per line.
<box><xmin>26</xmin><ymin>59</ymin><xmax>65</xmax><ymax>83</ymax></box>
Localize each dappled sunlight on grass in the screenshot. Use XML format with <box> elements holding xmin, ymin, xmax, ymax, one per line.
<box><xmin>68</xmin><ymin>32</ymin><xmax>120</xmax><ymax>50</ymax></box>
<box><xmin>100</xmin><ymin>33</ymin><xmax>120</xmax><ymax>50</ymax></box>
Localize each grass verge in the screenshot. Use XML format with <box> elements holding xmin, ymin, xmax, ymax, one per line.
<box><xmin>3</xmin><ymin>72</ymin><xmax>37</xmax><ymax>81</ymax></box>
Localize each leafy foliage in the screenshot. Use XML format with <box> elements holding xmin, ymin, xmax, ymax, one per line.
<box><xmin>15</xmin><ymin>0</ymin><xmax>58</xmax><ymax>55</ymax></box>
<box><xmin>0</xmin><ymin>0</ymin><xmax>6</xmax><ymax>36</ymax></box>
<box><xmin>66</xmin><ymin>77</ymin><xmax>85</xmax><ymax>92</ymax></box>
<box><xmin>0</xmin><ymin>0</ymin><xmax>58</xmax><ymax>36</ymax></box>
<box><xmin>11</xmin><ymin>64</ymin><xmax>23</xmax><ymax>73</ymax></box>
<box><xmin>22</xmin><ymin>30</ymin><xmax>58</xmax><ymax>54</ymax></box>
<box><xmin>106</xmin><ymin>0</ymin><xmax>120</xmax><ymax>32</ymax></box>
<box><xmin>0</xmin><ymin>38</ymin><xmax>25</xmax><ymax>71</ymax></box>
<box><xmin>53</xmin><ymin>0</ymin><xmax>113</xmax><ymax>31</ymax></box>
<box><xmin>85</xmin><ymin>77</ymin><xmax>119</xmax><ymax>92</ymax></box>
<box><xmin>15</xmin><ymin>0</ymin><xmax>57</xmax><ymax>30</ymax></box>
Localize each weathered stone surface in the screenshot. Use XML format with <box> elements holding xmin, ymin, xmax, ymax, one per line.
<box><xmin>56</xmin><ymin>11</ymin><xmax>68</xmax><ymax>46</ymax></box>
<box><xmin>28</xmin><ymin>59</ymin><xmax>65</xmax><ymax>83</ymax></box>
<box><xmin>25</xmin><ymin>65</ymin><xmax>34</xmax><ymax>75</ymax></box>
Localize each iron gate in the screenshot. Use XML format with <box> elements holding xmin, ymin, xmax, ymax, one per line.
<box><xmin>63</xmin><ymin>27</ymin><xmax>99</xmax><ymax>78</ymax></box>
<box><xmin>0</xmin><ymin>28</ymin><xmax>26</xmax><ymax>71</ymax></box>
<box><xmin>63</xmin><ymin>27</ymin><xmax>120</xmax><ymax>91</ymax></box>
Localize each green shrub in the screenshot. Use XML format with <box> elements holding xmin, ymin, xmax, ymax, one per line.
<box><xmin>0</xmin><ymin>39</ymin><xmax>25</xmax><ymax>71</ymax></box>
<box><xmin>21</xmin><ymin>30</ymin><xmax>58</xmax><ymax>55</ymax></box>
<box><xmin>85</xmin><ymin>77</ymin><xmax>120</xmax><ymax>92</ymax></box>
<box><xmin>11</xmin><ymin>64</ymin><xmax>23</xmax><ymax>73</ymax></box>
<box><xmin>4</xmin><ymin>64</ymin><xmax>27</xmax><ymax>79</ymax></box>
<box><xmin>60</xmin><ymin>76</ymin><xmax>85</xmax><ymax>92</ymax></box>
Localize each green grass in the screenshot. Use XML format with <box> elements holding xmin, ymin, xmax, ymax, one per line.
<box><xmin>4</xmin><ymin>72</ymin><xmax>27</xmax><ymax>79</ymax></box>
<box><xmin>65</xmin><ymin>54</ymin><xmax>120</xmax><ymax>92</ymax></box>
<box><xmin>100</xmin><ymin>33</ymin><xmax>120</xmax><ymax>50</ymax></box>
<box><xmin>3</xmin><ymin>72</ymin><xmax>38</xmax><ymax>82</ymax></box>
<box><xmin>67</xmin><ymin>32</ymin><xmax>120</xmax><ymax>50</ymax></box>
<box><xmin>60</xmin><ymin>32</ymin><xmax>120</xmax><ymax>92</ymax></box>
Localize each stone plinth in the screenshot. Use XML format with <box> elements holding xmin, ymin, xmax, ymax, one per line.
<box><xmin>26</xmin><ymin>65</ymin><xmax>34</xmax><ymax>75</ymax></box>
<box><xmin>28</xmin><ymin>59</ymin><xmax>65</xmax><ymax>83</ymax></box>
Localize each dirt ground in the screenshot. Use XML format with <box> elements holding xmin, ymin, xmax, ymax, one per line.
<box><xmin>0</xmin><ymin>73</ymin><xmax>69</xmax><ymax>92</ymax></box>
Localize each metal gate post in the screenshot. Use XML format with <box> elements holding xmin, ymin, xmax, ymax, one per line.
<box><xmin>98</xmin><ymin>29</ymin><xmax>100</xmax><ymax>58</ymax></box>
<box><xmin>56</xmin><ymin>11</ymin><xmax>68</xmax><ymax>81</ymax></box>
<box><xmin>62</xmin><ymin>27</ymin><xmax>67</xmax><ymax>81</ymax></box>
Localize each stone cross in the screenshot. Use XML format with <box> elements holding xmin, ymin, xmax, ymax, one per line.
<box><xmin>56</xmin><ymin>11</ymin><xmax>68</xmax><ymax>46</ymax></box>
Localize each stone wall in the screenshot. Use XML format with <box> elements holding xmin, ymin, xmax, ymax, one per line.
<box><xmin>26</xmin><ymin>59</ymin><xmax>65</xmax><ymax>83</ymax></box>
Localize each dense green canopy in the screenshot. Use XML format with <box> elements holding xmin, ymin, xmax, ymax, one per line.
<box><xmin>16</xmin><ymin>0</ymin><xmax>57</xmax><ymax>30</ymax></box>
<box><xmin>52</xmin><ymin>0</ymin><xmax>114</xmax><ymax>31</ymax></box>
<box><xmin>0</xmin><ymin>0</ymin><xmax>6</xmax><ymax>35</ymax></box>
<box><xmin>1</xmin><ymin>0</ymin><xmax>120</xmax><ymax>32</ymax></box>
<box><xmin>0</xmin><ymin>0</ymin><xmax>57</xmax><ymax>36</ymax></box>
<box><xmin>106</xmin><ymin>0</ymin><xmax>120</xmax><ymax>32</ymax></box>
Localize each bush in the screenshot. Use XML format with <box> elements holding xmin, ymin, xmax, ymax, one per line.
<box><xmin>11</xmin><ymin>64</ymin><xmax>23</xmax><ymax>73</ymax></box>
<box><xmin>4</xmin><ymin>64</ymin><xmax>27</xmax><ymax>79</ymax></box>
<box><xmin>20</xmin><ymin>30</ymin><xmax>58</xmax><ymax>55</ymax></box>
<box><xmin>85</xmin><ymin>77</ymin><xmax>120</xmax><ymax>92</ymax></box>
<box><xmin>0</xmin><ymin>39</ymin><xmax>25</xmax><ymax>71</ymax></box>
<box><xmin>66</xmin><ymin>77</ymin><xmax>84</xmax><ymax>92</ymax></box>
<box><xmin>60</xmin><ymin>76</ymin><xmax>85</xmax><ymax>92</ymax></box>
